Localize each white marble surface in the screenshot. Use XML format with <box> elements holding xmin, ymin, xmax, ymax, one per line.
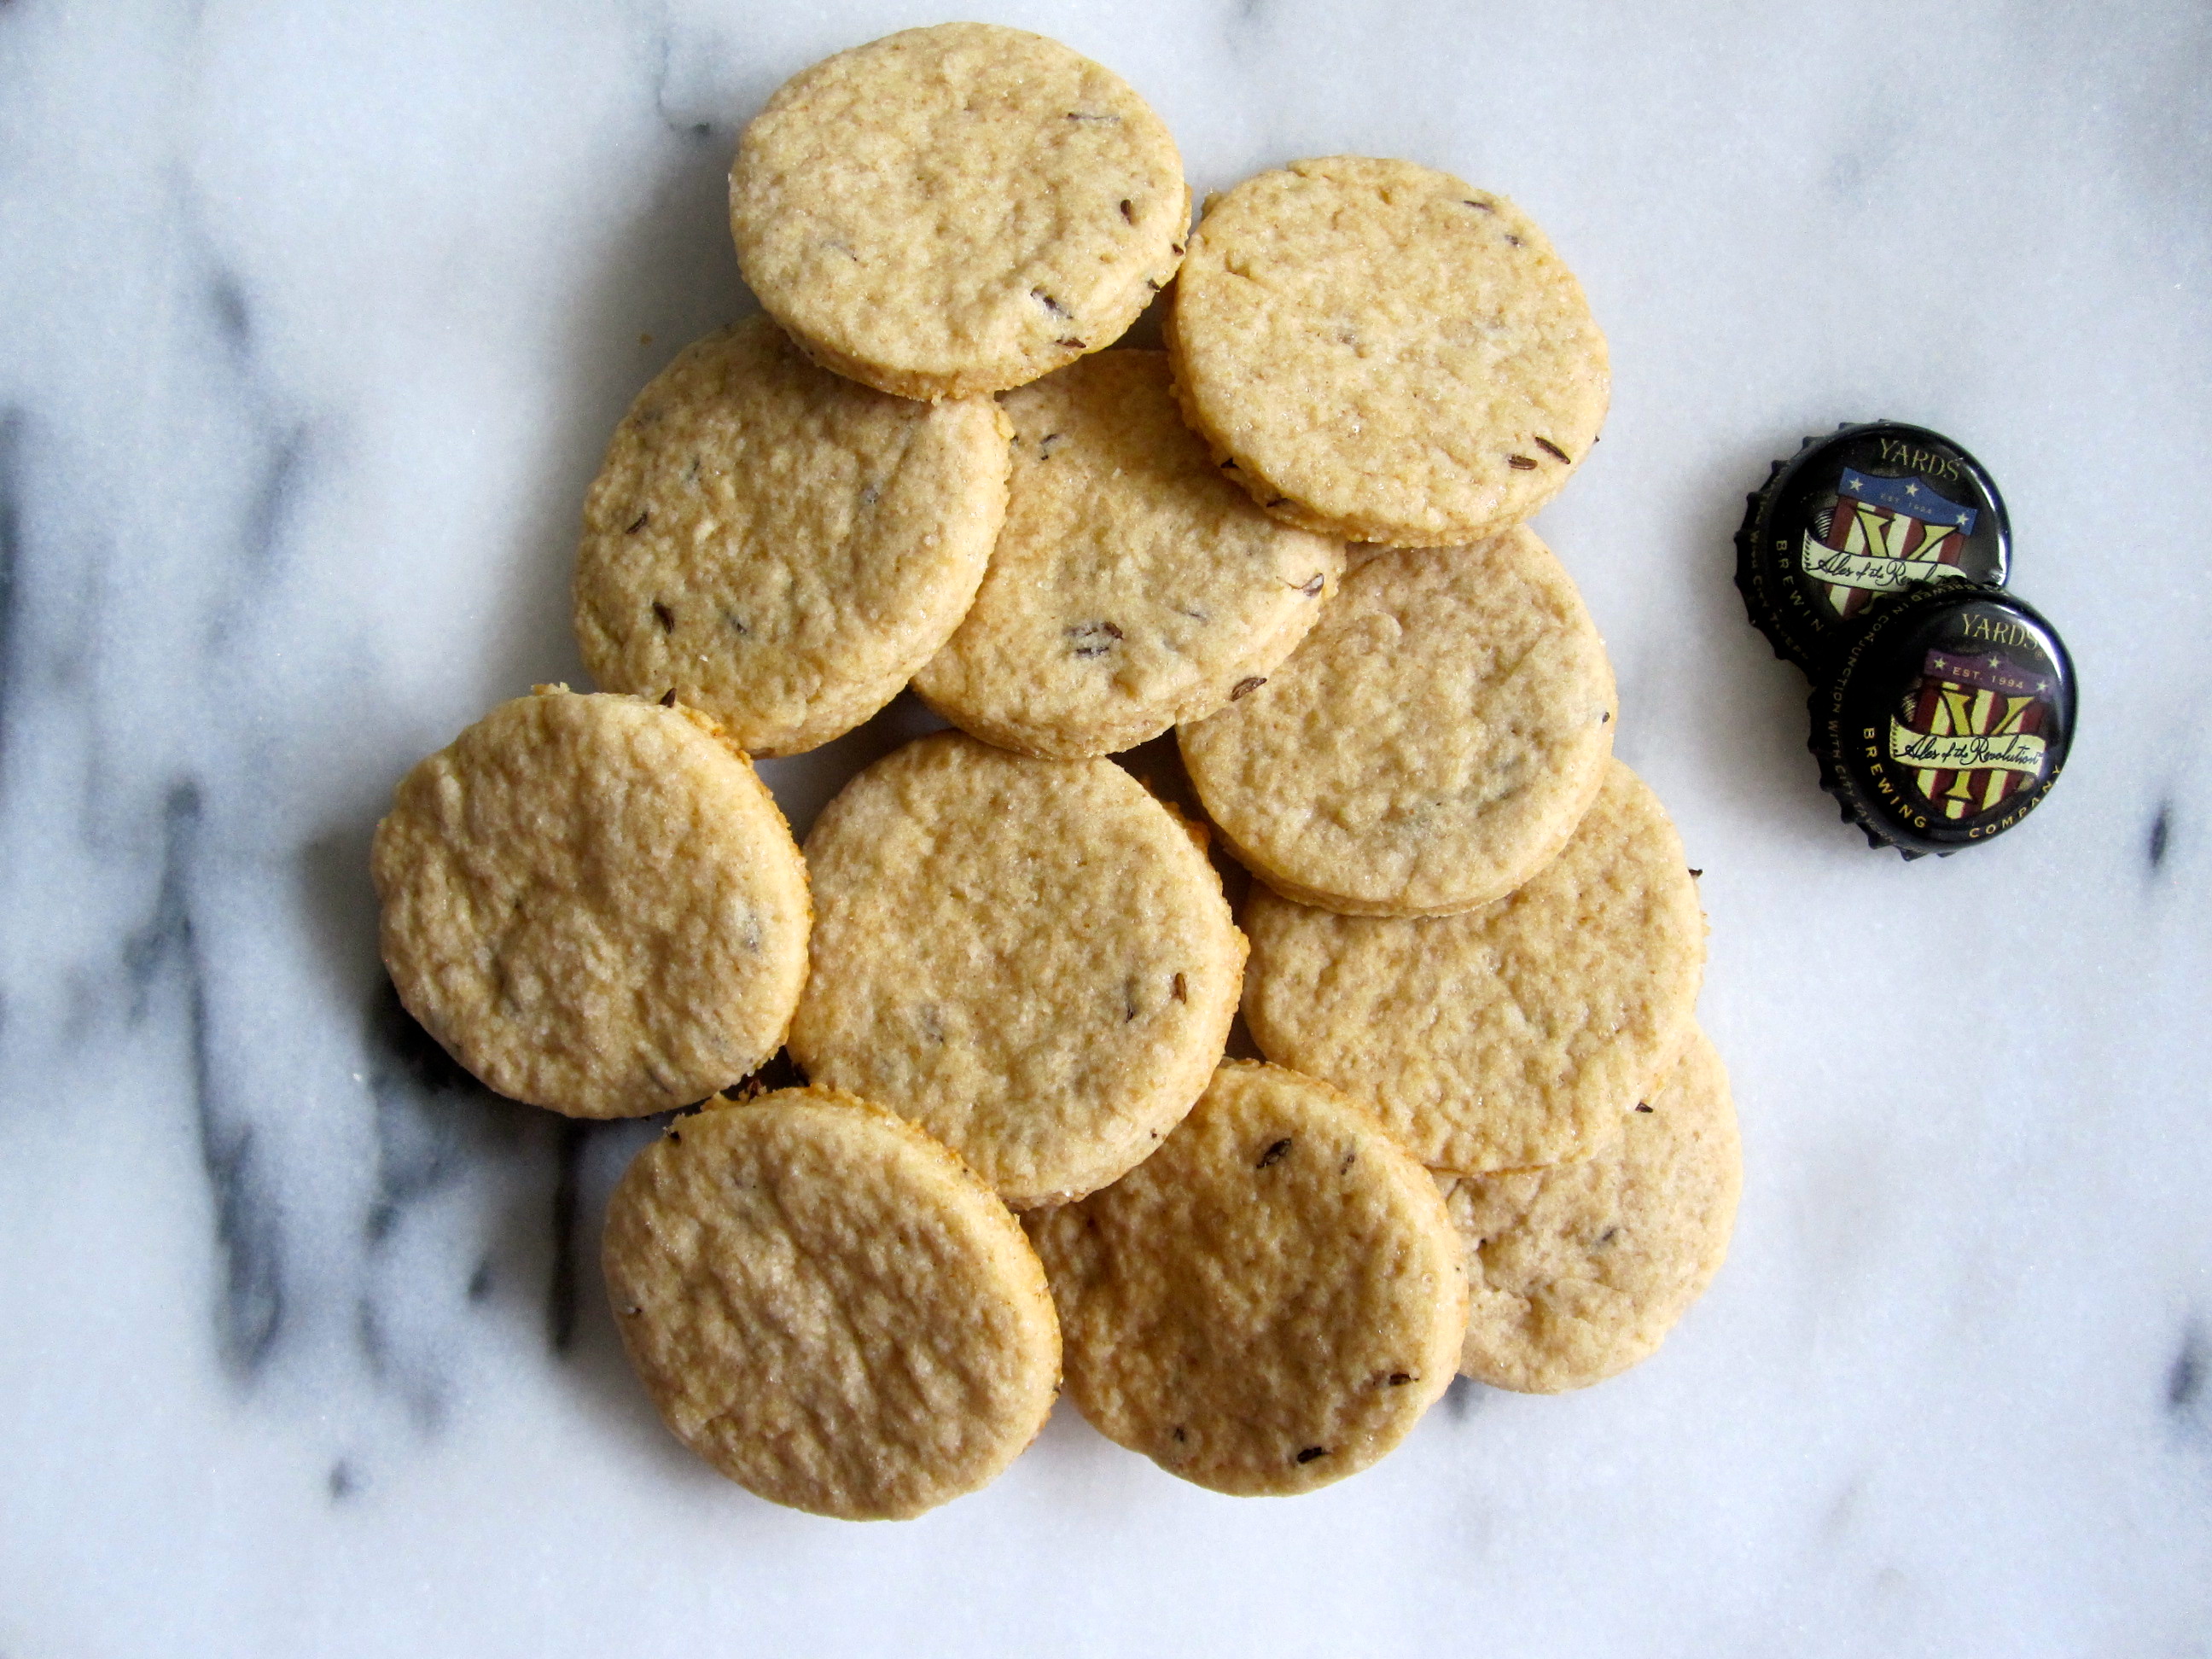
<box><xmin>3</xmin><ymin>1</ymin><xmax>2209</xmax><ymax>1653</ymax></box>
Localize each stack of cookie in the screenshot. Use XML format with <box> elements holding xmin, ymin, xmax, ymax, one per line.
<box><xmin>370</xmin><ymin>22</ymin><xmax>1740</xmax><ymax>1521</ymax></box>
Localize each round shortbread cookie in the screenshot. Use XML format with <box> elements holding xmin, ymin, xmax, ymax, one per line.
<box><xmin>1027</xmin><ymin>1061</ymin><xmax>1467</xmax><ymax>1496</ymax></box>
<box><xmin>1179</xmin><ymin>527</ymin><xmax>1615</xmax><ymax>916</ymax></box>
<box><xmin>912</xmin><ymin>351</ymin><xmax>1343</xmax><ymax>758</ymax></box>
<box><xmin>731</xmin><ymin>24</ymin><xmax>1187</xmax><ymax>401</ymax></box>
<box><xmin>1242</xmin><ymin>759</ymin><xmax>1704</xmax><ymax>1174</ymax></box>
<box><xmin>602</xmin><ymin>1086</ymin><xmax>1061</xmax><ymax>1519</ymax></box>
<box><xmin>573</xmin><ymin>315</ymin><xmax>1009</xmax><ymax>757</ymax></box>
<box><xmin>370</xmin><ymin>688</ymin><xmax>810</xmax><ymax>1118</ymax></box>
<box><xmin>787</xmin><ymin>731</ymin><xmax>1244</xmax><ymax>1209</ymax></box>
<box><xmin>1167</xmin><ymin>155</ymin><xmax>1608</xmax><ymax>546</ymax></box>
<box><xmin>1437</xmin><ymin>1028</ymin><xmax>1741</xmax><ymax>1393</ymax></box>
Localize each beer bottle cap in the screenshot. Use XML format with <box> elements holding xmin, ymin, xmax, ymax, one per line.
<box><xmin>1807</xmin><ymin>584</ymin><xmax>2074</xmax><ymax>859</ymax></box>
<box><xmin>1736</xmin><ymin>422</ymin><xmax>2011</xmax><ymax>674</ymax></box>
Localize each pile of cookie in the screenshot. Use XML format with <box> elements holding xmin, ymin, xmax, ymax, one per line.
<box><xmin>371</xmin><ymin>22</ymin><xmax>1741</xmax><ymax>1521</ymax></box>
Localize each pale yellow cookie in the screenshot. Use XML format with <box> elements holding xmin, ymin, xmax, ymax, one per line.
<box><xmin>912</xmin><ymin>351</ymin><xmax>1342</xmax><ymax>758</ymax></box>
<box><xmin>1179</xmin><ymin>527</ymin><xmax>1615</xmax><ymax>915</ymax></box>
<box><xmin>1438</xmin><ymin>1028</ymin><xmax>1740</xmax><ymax>1393</ymax></box>
<box><xmin>1027</xmin><ymin>1061</ymin><xmax>1466</xmax><ymax>1496</ymax></box>
<box><xmin>731</xmin><ymin>24</ymin><xmax>1187</xmax><ymax>400</ymax></box>
<box><xmin>1242</xmin><ymin>759</ymin><xmax>1703</xmax><ymax>1174</ymax></box>
<box><xmin>370</xmin><ymin>688</ymin><xmax>810</xmax><ymax>1118</ymax></box>
<box><xmin>573</xmin><ymin>315</ymin><xmax>1009</xmax><ymax>756</ymax></box>
<box><xmin>787</xmin><ymin>731</ymin><xmax>1243</xmax><ymax>1208</ymax></box>
<box><xmin>602</xmin><ymin>1086</ymin><xmax>1061</xmax><ymax>1519</ymax></box>
<box><xmin>1167</xmin><ymin>155</ymin><xmax>1608</xmax><ymax>545</ymax></box>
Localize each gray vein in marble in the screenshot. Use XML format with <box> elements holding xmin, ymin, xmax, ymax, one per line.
<box><xmin>0</xmin><ymin>408</ymin><xmax>18</xmax><ymax>784</ymax></box>
<box><xmin>547</xmin><ymin>1120</ymin><xmax>588</xmax><ymax>1354</ymax></box>
<box><xmin>2148</xmin><ymin>800</ymin><xmax>2172</xmax><ymax>873</ymax></box>
<box><xmin>326</xmin><ymin>1458</ymin><xmax>361</xmax><ymax>1503</ymax></box>
<box><xmin>364</xmin><ymin>981</ymin><xmax>479</xmax><ymax>1244</ymax></box>
<box><xmin>356</xmin><ymin>1291</ymin><xmax>443</xmax><ymax>1434</ymax></box>
<box><xmin>195</xmin><ymin>265</ymin><xmax>315</xmax><ymax>616</ymax></box>
<box><xmin>2172</xmin><ymin>1324</ymin><xmax>2205</xmax><ymax>1420</ymax></box>
<box><xmin>162</xmin><ymin>184</ymin><xmax>323</xmax><ymax>659</ymax></box>
<box><xmin>206</xmin><ymin>267</ymin><xmax>251</xmax><ymax>355</ymax></box>
<box><xmin>125</xmin><ymin>780</ymin><xmax>285</xmax><ymax>1381</ymax></box>
<box><xmin>649</xmin><ymin>15</ymin><xmax>718</xmax><ymax>144</ymax></box>
<box><xmin>236</xmin><ymin>415</ymin><xmax>310</xmax><ymax>581</ymax></box>
<box><xmin>354</xmin><ymin>978</ymin><xmax>550</xmax><ymax>1428</ymax></box>
<box><xmin>646</xmin><ymin>1</ymin><xmax>782</xmax><ymax>145</ymax></box>
<box><xmin>1443</xmin><ymin>1374</ymin><xmax>1482</xmax><ymax>1420</ymax></box>
<box><xmin>353</xmin><ymin>1042</ymin><xmax>462</xmax><ymax>1434</ymax></box>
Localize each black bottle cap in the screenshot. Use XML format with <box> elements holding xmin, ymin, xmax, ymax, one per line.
<box><xmin>1808</xmin><ymin>583</ymin><xmax>2074</xmax><ymax>859</ymax></box>
<box><xmin>1737</xmin><ymin>422</ymin><xmax>2011</xmax><ymax>674</ymax></box>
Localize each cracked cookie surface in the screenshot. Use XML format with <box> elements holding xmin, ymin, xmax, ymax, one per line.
<box><xmin>731</xmin><ymin>23</ymin><xmax>1186</xmax><ymax>399</ymax></box>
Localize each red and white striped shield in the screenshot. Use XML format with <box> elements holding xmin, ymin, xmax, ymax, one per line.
<box><xmin>1886</xmin><ymin>648</ymin><xmax>2056</xmax><ymax>820</ymax></box>
<box><xmin>1801</xmin><ymin>468</ymin><xmax>1976</xmax><ymax>620</ymax></box>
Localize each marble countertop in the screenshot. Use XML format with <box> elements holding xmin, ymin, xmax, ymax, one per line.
<box><xmin>3</xmin><ymin>2</ymin><xmax>2207</xmax><ymax>1654</ymax></box>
